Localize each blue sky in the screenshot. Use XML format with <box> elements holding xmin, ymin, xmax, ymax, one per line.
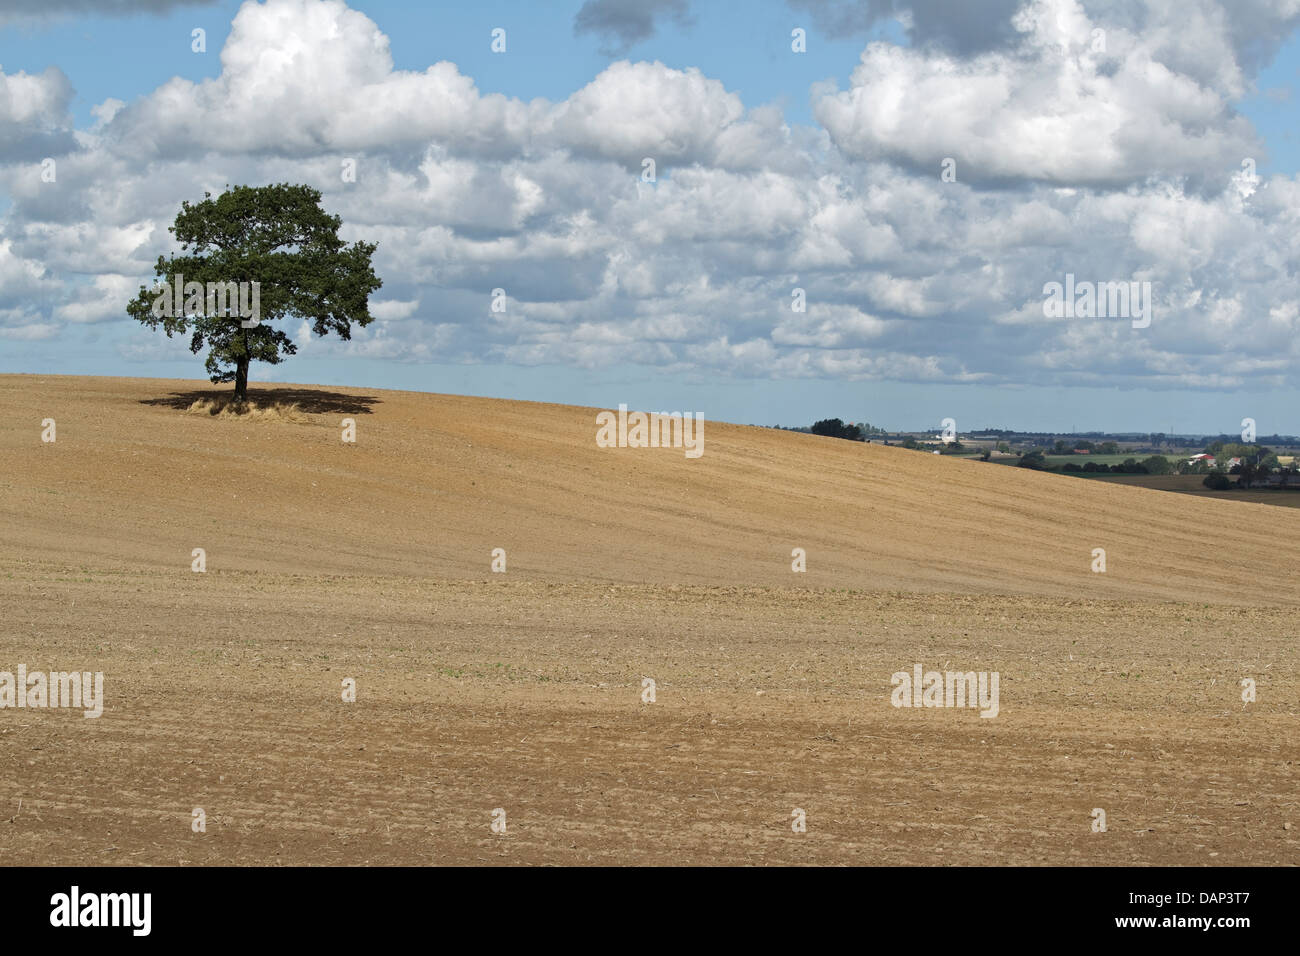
<box><xmin>2</xmin><ymin>0</ymin><xmax>1299</xmax><ymax>432</ymax></box>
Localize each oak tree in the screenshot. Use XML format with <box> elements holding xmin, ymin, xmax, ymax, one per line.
<box><xmin>127</xmin><ymin>183</ymin><xmax>382</xmax><ymax>402</ymax></box>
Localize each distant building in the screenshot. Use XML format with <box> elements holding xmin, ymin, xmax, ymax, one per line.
<box><xmin>1188</xmin><ymin>453</ymin><xmax>1216</xmax><ymax>466</ymax></box>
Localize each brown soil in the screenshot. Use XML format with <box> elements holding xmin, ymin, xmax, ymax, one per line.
<box><xmin>1</xmin><ymin>375</ymin><xmax>1296</xmax><ymax>865</ymax></box>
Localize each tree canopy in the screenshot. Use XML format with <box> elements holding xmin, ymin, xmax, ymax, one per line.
<box><xmin>127</xmin><ymin>183</ymin><xmax>382</xmax><ymax>401</ymax></box>
<box><xmin>811</xmin><ymin>418</ymin><xmax>864</xmax><ymax>441</ymax></box>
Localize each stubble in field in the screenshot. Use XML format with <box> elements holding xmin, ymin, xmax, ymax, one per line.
<box><xmin>1</xmin><ymin>376</ymin><xmax>1296</xmax><ymax>865</ymax></box>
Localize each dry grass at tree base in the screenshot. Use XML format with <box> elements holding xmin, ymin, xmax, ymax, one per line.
<box><xmin>184</xmin><ymin>397</ymin><xmax>311</xmax><ymax>423</ymax></box>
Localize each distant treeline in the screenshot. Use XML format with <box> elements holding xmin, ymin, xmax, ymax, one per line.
<box><xmin>773</xmin><ymin>419</ymin><xmax>886</xmax><ymax>440</ymax></box>
<box><xmin>769</xmin><ymin>423</ymin><xmax>1300</xmax><ymax>446</ymax></box>
<box><xmin>1017</xmin><ymin>451</ymin><xmax>1174</xmax><ymax>474</ymax></box>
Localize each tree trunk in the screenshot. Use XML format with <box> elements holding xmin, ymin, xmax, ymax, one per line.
<box><xmin>234</xmin><ymin>356</ymin><xmax>249</xmax><ymax>403</ymax></box>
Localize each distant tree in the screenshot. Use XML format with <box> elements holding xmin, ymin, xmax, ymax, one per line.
<box><xmin>1017</xmin><ymin>449</ymin><xmax>1047</xmax><ymax>470</ymax></box>
<box><xmin>810</xmin><ymin>418</ymin><xmax>863</xmax><ymax>441</ymax></box>
<box><xmin>1207</xmin><ymin>441</ymin><xmax>1267</xmax><ymax>461</ymax></box>
<box><xmin>810</xmin><ymin>418</ymin><xmax>843</xmax><ymax>437</ymax></box>
<box><xmin>996</xmin><ymin>442</ymin><xmax>1010</xmax><ymax>454</ymax></box>
<box><xmin>901</xmin><ymin>436</ymin><xmax>919</xmax><ymax>450</ymax></box>
<box><xmin>1141</xmin><ymin>455</ymin><xmax>1173</xmax><ymax>475</ymax></box>
<box><xmin>1203</xmin><ymin>474</ymin><xmax>1232</xmax><ymax>490</ymax></box>
<box><xmin>980</xmin><ymin>448</ymin><xmax>992</xmax><ymax>461</ymax></box>
<box><xmin>127</xmin><ymin>183</ymin><xmax>383</xmax><ymax>403</ymax></box>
